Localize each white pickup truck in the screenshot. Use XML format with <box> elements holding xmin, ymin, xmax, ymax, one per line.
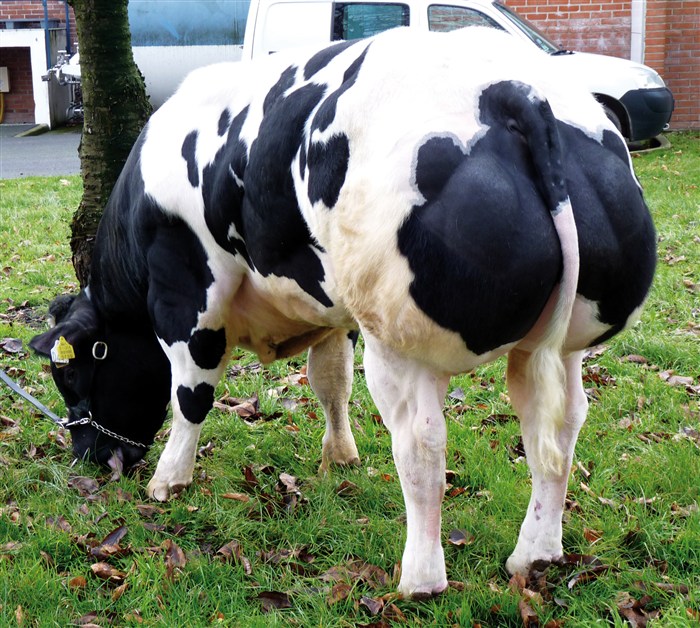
<box><xmin>240</xmin><ymin>0</ymin><xmax>673</xmax><ymax>141</ymax></box>
<box><xmin>68</xmin><ymin>0</ymin><xmax>674</xmax><ymax>141</ymax></box>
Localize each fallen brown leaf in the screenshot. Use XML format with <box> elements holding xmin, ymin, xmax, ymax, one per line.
<box><xmin>671</xmin><ymin>502</ymin><xmax>699</xmax><ymax>518</ymax></box>
<box><xmin>90</xmin><ymin>561</ymin><xmax>127</xmax><ymax>584</ymax></box>
<box><xmin>518</xmin><ymin>598</ymin><xmax>539</xmax><ymax>626</ymax></box>
<box><xmin>335</xmin><ymin>480</ymin><xmax>359</xmax><ymax>496</ymax></box>
<box><xmin>221</xmin><ymin>492</ymin><xmax>250</xmax><ymax>502</ymax></box>
<box><xmin>135</xmin><ymin>504</ymin><xmax>164</xmax><ymax>519</ymax></box>
<box><xmin>359</xmin><ymin>595</ymin><xmax>385</xmax><ymax>615</ymax></box>
<box><xmin>68</xmin><ymin>576</ymin><xmax>88</xmax><ymax>589</ymax></box>
<box><xmin>215</xmin><ymin>394</ymin><xmax>260</xmax><ymax>419</ymax></box>
<box><xmin>634</xmin><ymin>580</ymin><xmax>690</xmax><ymax>595</ymax></box>
<box><xmin>583</xmin><ymin>365</ymin><xmax>616</xmax><ymax>387</ymax></box>
<box><xmin>197</xmin><ymin>440</ymin><xmax>215</xmax><ymax>457</ymax></box>
<box><xmin>0</xmin><ymin>541</ymin><xmax>22</xmax><ymax>557</ymax></box>
<box><xmin>254</xmin><ymin>590</ymin><xmax>292</xmax><ymax>613</ymax></box>
<box><xmin>75</xmin><ymin>611</ymin><xmax>100</xmax><ymax>626</ymax></box>
<box><xmin>0</xmin><ymin>337</ymin><xmax>23</xmax><ymax>354</ymax></box>
<box><xmin>277</xmin><ymin>472</ymin><xmax>299</xmax><ymax>493</ymax></box>
<box><xmin>217</xmin><ymin>540</ymin><xmax>252</xmax><ymax>574</ymax></box>
<box><xmin>241</xmin><ymin>465</ymin><xmax>260</xmax><ymax>491</ymax></box>
<box><xmin>321</xmin><ymin>559</ymin><xmax>390</xmax><ymax>589</ymax></box>
<box><xmin>583</xmin><ymin>528</ymin><xmax>603</xmax><ymax>543</ymax></box>
<box><xmin>383</xmin><ymin>602</ymin><xmax>406</xmax><ymax>623</ymax></box>
<box><xmin>481</xmin><ymin>413</ymin><xmax>517</xmax><ymax>426</ymax></box>
<box><xmin>583</xmin><ymin>345</ymin><xmax>608</xmax><ymax>360</ymax></box>
<box><xmin>68</xmin><ymin>476</ymin><xmax>101</xmax><ymax>499</ymax></box>
<box><xmin>447</xmin><ymin>528</ymin><xmax>475</xmax><ymax>547</ymax></box>
<box><xmin>659</xmin><ymin>370</ymin><xmax>695</xmax><ymax>387</ymax></box>
<box><xmin>327</xmin><ymin>582</ymin><xmax>352</xmax><ymax>605</ymax></box>
<box><xmin>616</xmin><ymin>591</ymin><xmax>658</xmax><ymax>627</ymax></box>
<box><xmin>163</xmin><ymin>539</ymin><xmax>187</xmax><ymax>580</ymax></box>
<box><xmin>508</xmin><ymin>572</ymin><xmax>527</xmax><ymax>593</ymax></box>
<box><xmin>567</xmin><ymin>563</ymin><xmax>613</xmax><ymax>589</ymax></box>
<box><xmin>111</xmin><ymin>582</ymin><xmax>128</xmax><ymax>602</ymax></box>
<box><xmin>46</xmin><ymin>515</ymin><xmax>72</xmax><ymax>533</ymax></box>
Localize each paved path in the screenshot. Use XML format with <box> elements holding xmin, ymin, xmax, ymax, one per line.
<box><xmin>0</xmin><ymin>124</ymin><xmax>82</xmax><ymax>179</ymax></box>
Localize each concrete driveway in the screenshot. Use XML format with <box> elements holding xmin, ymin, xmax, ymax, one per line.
<box><xmin>0</xmin><ymin>124</ymin><xmax>82</xmax><ymax>179</ymax></box>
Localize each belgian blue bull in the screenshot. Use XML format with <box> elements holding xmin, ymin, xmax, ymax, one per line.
<box><xmin>31</xmin><ymin>27</ymin><xmax>656</xmax><ymax>596</ymax></box>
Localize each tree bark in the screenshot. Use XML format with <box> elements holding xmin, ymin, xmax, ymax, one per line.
<box><xmin>68</xmin><ymin>0</ymin><xmax>151</xmax><ymax>286</ymax></box>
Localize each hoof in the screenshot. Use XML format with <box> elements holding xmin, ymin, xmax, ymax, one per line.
<box><xmin>318</xmin><ymin>454</ymin><xmax>361</xmax><ymax>474</ymax></box>
<box><xmin>146</xmin><ymin>478</ymin><xmax>190</xmax><ymax>502</ymax></box>
<box><xmin>399</xmin><ymin>579</ymin><xmax>448</xmax><ymax>599</ymax></box>
<box><xmin>506</xmin><ymin>550</ymin><xmax>564</xmax><ymax>576</ymax></box>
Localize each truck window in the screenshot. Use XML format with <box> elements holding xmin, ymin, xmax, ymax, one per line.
<box><xmin>428</xmin><ymin>5</ymin><xmax>502</xmax><ymax>32</ymax></box>
<box><xmin>332</xmin><ymin>3</ymin><xmax>410</xmax><ymax>40</ymax></box>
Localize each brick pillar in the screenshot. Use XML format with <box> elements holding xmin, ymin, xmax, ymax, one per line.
<box><xmin>644</xmin><ymin>0</ymin><xmax>669</xmax><ymax>75</ymax></box>
<box><xmin>662</xmin><ymin>1</ymin><xmax>700</xmax><ymax>129</ymax></box>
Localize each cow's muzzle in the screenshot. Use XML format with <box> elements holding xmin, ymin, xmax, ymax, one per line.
<box><xmin>67</xmin><ymin>403</ymin><xmax>149</xmax><ymax>475</ymax></box>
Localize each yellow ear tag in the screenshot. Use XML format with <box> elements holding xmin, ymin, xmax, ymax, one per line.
<box><xmin>51</xmin><ymin>336</ymin><xmax>75</xmax><ymax>366</ymax></box>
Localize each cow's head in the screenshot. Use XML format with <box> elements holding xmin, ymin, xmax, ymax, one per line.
<box><xmin>30</xmin><ymin>291</ymin><xmax>171</xmax><ymax>473</ymax></box>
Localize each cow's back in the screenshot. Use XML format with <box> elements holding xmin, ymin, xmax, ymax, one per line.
<box><xmin>114</xmin><ymin>28</ymin><xmax>654</xmax><ymax>372</ymax></box>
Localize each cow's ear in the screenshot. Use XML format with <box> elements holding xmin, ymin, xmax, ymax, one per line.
<box><xmin>48</xmin><ymin>294</ymin><xmax>77</xmax><ymax>327</ymax></box>
<box><xmin>30</xmin><ymin>325</ymin><xmax>69</xmax><ymax>357</ymax></box>
<box><xmin>30</xmin><ymin>292</ymin><xmax>99</xmax><ymax>357</ymax></box>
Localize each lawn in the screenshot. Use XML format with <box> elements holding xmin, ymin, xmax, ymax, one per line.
<box><xmin>1</xmin><ymin>132</ymin><xmax>698</xmax><ymax>627</ymax></box>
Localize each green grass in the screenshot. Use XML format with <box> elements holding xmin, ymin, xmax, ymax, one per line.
<box><xmin>1</xmin><ymin>133</ymin><xmax>699</xmax><ymax>626</ymax></box>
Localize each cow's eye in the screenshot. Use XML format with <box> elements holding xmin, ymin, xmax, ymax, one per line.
<box><xmin>63</xmin><ymin>366</ymin><xmax>77</xmax><ymax>387</ymax></box>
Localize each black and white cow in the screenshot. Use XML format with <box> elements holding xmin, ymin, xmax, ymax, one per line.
<box><xmin>31</xmin><ymin>27</ymin><xmax>656</xmax><ymax>596</ymax></box>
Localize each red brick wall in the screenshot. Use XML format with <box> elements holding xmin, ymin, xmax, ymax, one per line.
<box><xmin>506</xmin><ymin>0</ymin><xmax>632</xmax><ymax>60</ymax></box>
<box><xmin>645</xmin><ymin>1</ymin><xmax>700</xmax><ymax>131</ymax></box>
<box><xmin>0</xmin><ymin>46</ymin><xmax>34</xmax><ymax>122</ymax></box>
<box><xmin>505</xmin><ymin>0</ymin><xmax>698</xmax><ymax>130</ymax></box>
<box><xmin>0</xmin><ymin>0</ymin><xmax>76</xmax><ymax>37</ymax></box>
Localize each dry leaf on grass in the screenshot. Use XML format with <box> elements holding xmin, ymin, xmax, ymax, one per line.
<box><xmin>336</xmin><ymin>480</ymin><xmax>359</xmax><ymax>496</ymax></box>
<box><xmin>221</xmin><ymin>492</ymin><xmax>250</xmax><ymax>502</ymax></box>
<box><xmin>254</xmin><ymin>590</ymin><xmax>292</xmax><ymax>613</ymax></box>
<box><xmin>90</xmin><ymin>562</ymin><xmax>127</xmax><ymax>584</ymax></box>
<box><xmin>68</xmin><ymin>475</ymin><xmax>101</xmax><ymax>499</ymax></box>
<box><xmin>447</xmin><ymin>528</ymin><xmax>475</xmax><ymax>547</ymax></box>
<box><xmin>68</xmin><ymin>576</ymin><xmax>87</xmax><ymax>589</ymax></box>
<box><xmin>46</xmin><ymin>515</ymin><xmax>72</xmax><ymax>533</ymax></box>
<box><xmin>163</xmin><ymin>539</ymin><xmax>186</xmax><ymax>580</ymax></box>
<box><xmin>327</xmin><ymin>582</ymin><xmax>352</xmax><ymax>605</ymax></box>
<box><xmin>359</xmin><ymin>595</ymin><xmax>385</xmax><ymax>615</ymax></box>
<box><xmin>90</xmin><ymin>524</ymin><xmax>129</xmax><ymax>561</ymax></box>
<box><xmin>217</xmin><ymin>540</ymin><xmax>252</xmax><ymax>574</ymax></box>
<box><xmin>321</xmin><ymin>559</ymin><xmax>390</xmax><ymax>590</ymax></box>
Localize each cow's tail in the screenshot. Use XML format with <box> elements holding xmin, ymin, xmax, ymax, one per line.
<box><xmin>498</xmin><ymin>82</ymin><xmax>580</xmax><ymax>475</ymax></box>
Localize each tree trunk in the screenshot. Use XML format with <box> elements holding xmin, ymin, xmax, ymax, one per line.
<box><xmin>68</xmin><ymin>0</ymin><xmax>151</xmax><ymax>286</ymax></box>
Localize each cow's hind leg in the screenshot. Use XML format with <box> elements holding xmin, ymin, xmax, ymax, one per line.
<box><xmin>505</xmin><ymin>348</ymin><xmax>588</xmax><ymax>574</ymax></box>
<box><xmin>308</xmin><ymin>329</ymin><xmax>361</xmax><ymax>472</ymax></box>
<box><xmin>363</xmin><ymin>333</ymin><xmax>450</xmax><ymax>597</ymax></box>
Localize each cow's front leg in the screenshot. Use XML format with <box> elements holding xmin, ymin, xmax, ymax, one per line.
<box><xmin>308</xmin><ymin>329</ymin><xmax>360</xmax><ymax>472</ymax></box>
<box><xmin>363</xmin><ymin>333</ymin><xmax>450</xmax><ymax>597</ymax></box>
<box><xmin>147</xmin><ymin>332</ymin><xmax>229</xmax><ymax>501</ymax></box>
<box><xmin>505</xmin><ymin>349</ymin><xmax>588</xmax><ymax>574</ymax></box>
